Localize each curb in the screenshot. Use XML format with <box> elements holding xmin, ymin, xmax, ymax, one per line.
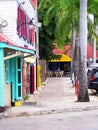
<box><xmin>2</xmin><ymin>105</ymin><xmax>98</xmax><ymax>119</ymax></box>
<box><xmin>0</xmin><ymin>113</ymin><xmax>5</xmax><ymax>119</ymax></box>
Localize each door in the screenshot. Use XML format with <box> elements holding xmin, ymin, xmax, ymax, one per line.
<box><xmin>30</xmin><ymin>64</ymin><xmax>35</xmax><ymax>94</ymax></box>
<box><xmin>6</xmin><ymin>56</ymin><xmax>22</xmax><ymax>102</ymax></box>
<box><xmin>15</xmin><ymin>56</ymin><xmax>22</xmax><ymax>100</ymax></box>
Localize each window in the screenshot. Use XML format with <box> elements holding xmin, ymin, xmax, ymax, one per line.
<box><xmin>17</xmin><ymin>6</ymin><xmax>35</xmax><ymax>45</ymax></box>
<box><xmin>6</xmin><ymin>59</ymin><xmax>11</xmax><ymax>83</ymax></box>
<box><xmin>17</xmin><ymin>6</ymin><xmax>22</xmax><ymax>36</ymax></box>
<box><xmin>16</xmin><ymin>57</ymin><xmax>22</xmax><ymax>99</ymax></box>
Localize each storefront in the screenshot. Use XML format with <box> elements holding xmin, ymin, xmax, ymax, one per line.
<box><xmin>48</xmin><ymin>54</ymin><xmax>71</xmax><ymax>77</ymax></box>
<box><xmin>0</xmin><ymin>35</ymin><xmax>35</xmax><ymax>107</ymax></box>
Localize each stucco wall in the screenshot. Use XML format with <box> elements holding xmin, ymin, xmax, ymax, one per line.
<box><xmin>4</xmin><ymin>62</ymin><xmax>11</xmax><ymax>106</ymax></box>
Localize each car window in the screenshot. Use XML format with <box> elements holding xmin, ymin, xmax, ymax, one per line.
<box><xmin>87</xmin><ymin>68</ymin><xmax>92</xmax><ymax>78</ymax></box>
<box><xmin>94</xmin><ymin>71</ymin><xmax>98</xmax><ymax>78</ymax></box>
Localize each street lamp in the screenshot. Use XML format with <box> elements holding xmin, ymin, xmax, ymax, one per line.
<box><xmin>17</xmin><ymin>19</ymin><xmax>41</xmax><ymax>30</ymax></box>
<box><xmin>17</xmin><ymin>19</ymin><xmax>34</xmax><ymax>30</ymax></box>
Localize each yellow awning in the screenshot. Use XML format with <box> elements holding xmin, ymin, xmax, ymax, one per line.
<box><xmin>50</xmin><ymin>54</ymin><xmax>71</xmax><ymax>62</ymax></box>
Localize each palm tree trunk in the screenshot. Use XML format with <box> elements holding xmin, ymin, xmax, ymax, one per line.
<box><xmin>78</xmin><ymin>0</ymin><xmax>90</xmax><ymax>102</ymax></box>
<box><xmin>71</xmin><ymin>25</ymin><xmax>76</xmax><ymax>74</ymax></box>
<box><xmin>93</xmin><ymin>36</ymin><xmax>96</xmax><ymax>63</ymax></box>
<box><xmin>93</xmin><ymin>15</ymin><xmax>96</xmax><ymax>63</ymax></box>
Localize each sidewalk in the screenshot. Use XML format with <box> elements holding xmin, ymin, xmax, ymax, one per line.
<box><xmin>1</xmin><ymin>77</ymin><xmax>98</xmax><ymax>118</ymax></box>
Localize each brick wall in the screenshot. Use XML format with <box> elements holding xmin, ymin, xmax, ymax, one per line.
<box><xmin>23</xmin><ymin>62</ymin><xmax>30</xmax><ymax>95</ymax></box>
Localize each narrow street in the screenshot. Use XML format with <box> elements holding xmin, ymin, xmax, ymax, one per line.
<box><xmin>0</xmin><ymin>77</ymin><xmax>98</xmax><ymax>130</ymax></box>
<box><xmin>1</xmin><ymin>77</ymin><xmax>98</xmax><ymax>118</ymax></box>
<box><xmin>0</xmin><ymin>109</ymin><xmax>98</xmax><ymax>130</ymax></box>
<box><xmin>0</xmin><ymin>0</ymin><xmax>98</xmax><ymax>130</ymax></box>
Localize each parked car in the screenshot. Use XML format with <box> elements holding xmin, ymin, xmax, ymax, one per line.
<box><xmin>87</xmin><ymin>63</ymin><xmax>98</xmax><ymax>93</ymax></box>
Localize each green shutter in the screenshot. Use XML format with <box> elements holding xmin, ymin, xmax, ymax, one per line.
<box><xmin>11</xmin><ymin>58</ymin><xmax>16</xmax><ymax>102</ymax></box>
<box><xmin>6</xmin><ymin>60</ymin><xmax>11</xmax><ymax>83</ymax></box>
<box><xmin>15</xmin><ymin>56</ymin><xmax>22</xmax><ymax>100</ymax></box>
<box><xmin>6</xmin><ymin>57</ymin><xmax>22</xmax><ymax>102</ymax></box>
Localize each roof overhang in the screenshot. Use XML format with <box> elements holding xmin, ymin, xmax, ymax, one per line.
<box><xmin>0</xmin><ymin>42</ymin><xmax>35</xmax><ymax>55</ymax></box>
<box><xmin>24</xmin><ymin>56</ymin><xmax>36</xmax><ymax>63</ymax></box>
<box><xmin>0</xmin><ymin>33</ymin><xmax>36</xmax><ymax>60</ymax></box>
<box><xmin>0</xmin><ymin>42</ymin><xmax>36</xmax><ymax>60</ymax></box>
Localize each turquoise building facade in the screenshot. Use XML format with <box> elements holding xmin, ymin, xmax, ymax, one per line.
<box><xmin>0</xmin><ymin>0</ymin><xmax>40</xmax><ymax>107</ymax></box>
<box><xmin>0</xmin><ymin>40</ymin><xmax>35</xmax><ymax>107</ymax></box>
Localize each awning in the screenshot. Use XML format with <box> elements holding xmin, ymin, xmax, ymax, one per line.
<box><xmin>24</xmin><ymin>57</ymin><xmax>36</xmax><ymax>63</ymax></box>
<box><xmin>50</xmin><ymin>54</ymin><xmax>71</xmax><ymax>62</ymax></box>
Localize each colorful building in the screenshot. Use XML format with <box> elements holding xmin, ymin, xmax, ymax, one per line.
<box><xmin>0</xmin><ymin>0</ymin><xmax>40</xmax><ymax>107</ymax></box>
<box><xmin>48</xmin><ymin>43</ymin><xmax>98</xmax><ymax>76</ymax></box>
<box><xmin>48</xmin><ymin>44</ymin><xmax>71</xmax><ymax>76</ymax></box>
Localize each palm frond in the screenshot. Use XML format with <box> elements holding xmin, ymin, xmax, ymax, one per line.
<box><xmin>43</xmin><ymin>4</ymin><xmax>60</xmax><ymax>25</ymax></box>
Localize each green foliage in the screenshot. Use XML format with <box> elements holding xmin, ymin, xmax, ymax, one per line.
<box><xmin>43</xmin><ymin>4</ymin><xmax>59</xmax><ymax>26</ymax></box>
<box><xmin>38</xmin><ymin>3</ymin><xmax>60</xmax><ymax>61</ymax></box>
<box><xmin>38</xmin><ymin>0</ymin><xmax>98</xmax><ymax>54</ymax></box>
<box><xmin>38</xmin><ymin>0</ymin><xmax>80</xmax><ymax>48</ymax></box>
<box><xmin>24</xmin><ymin>94</ymin><xmax>30</xmax><ymax>101</ymax></box>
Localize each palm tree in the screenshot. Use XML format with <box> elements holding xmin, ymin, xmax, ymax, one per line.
<box><xmin>43</xmin><ymin>0</ymin><xmax>80</xmax><ymax>48</ymax></box>
<box><xmin>38</xmin><ymin>0</ymin><xmax>98</xmax><ymax>101</ymax></box>
<box><xmin>88</xmin><ymin>1</ymin><xmax>98</xmax><ymax>63</ymax></box>
<box><xmin>78</xmin><ymin>0</ymin><xmax>89</xmax><ymax>101</ymax></box>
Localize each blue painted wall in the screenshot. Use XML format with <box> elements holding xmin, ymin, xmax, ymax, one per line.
<box><xmin>0</xmin><ymin>48</ymin><xmax>4</xmax><ymax>107</ymax></box>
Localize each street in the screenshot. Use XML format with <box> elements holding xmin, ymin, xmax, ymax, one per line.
<box><xmin>0</xmin><ymin>109</ymin><xmax>98</xmax><ymax>130</ymax></box>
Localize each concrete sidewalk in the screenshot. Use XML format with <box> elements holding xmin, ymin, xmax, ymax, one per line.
<box><xmin>1</xmin><ymin>77</ymin><xmax>98</xmax><ymax>118</ymax></box>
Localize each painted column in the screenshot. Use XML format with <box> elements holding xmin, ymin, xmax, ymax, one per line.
<box><xmin>0</xmin><ymin>48</ymin><xmax>4</xmax><ymax>107</ymax></box>
<box><xmin>22</xmin><ymin>63</ymin><xmax>25</xmax><ymax>98</ymax></box>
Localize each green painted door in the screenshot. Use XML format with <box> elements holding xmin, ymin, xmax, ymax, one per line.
<box><xmin>15</xmin><ymin>56</ymin><xmax>22</xmax><ymax>100</ymax></box>
<box><xmin>6</xmin><ymin>56</ymin><xmax>22</xmax><ymax>102</ymax></box>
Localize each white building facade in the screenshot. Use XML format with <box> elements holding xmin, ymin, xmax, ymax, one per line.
<box><xmin>0</xmin><ymin>0</ymin><xmax>39</xmax><ymax>107</ymax></box>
